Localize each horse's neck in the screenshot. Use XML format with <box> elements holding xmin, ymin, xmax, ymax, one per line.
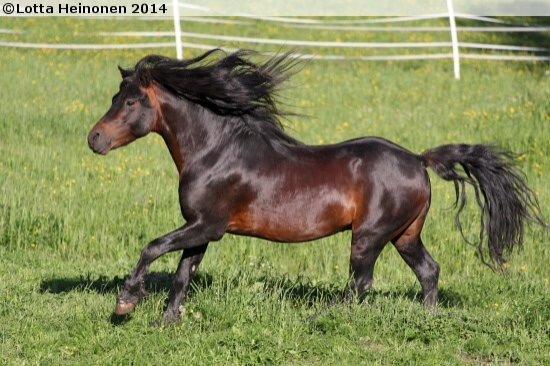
<box><xmin>159</xmin><ymin>128</ymin><xmax>185</xmax><ymax>175</ymax></box>
<box><xmin>156</xmin><ymin>98</ymin><xmax>221</xmax><ymax>175</ymax></box>
<box><xmin>156</xmin><ymin>96</ymin><xmax>298</xmax><ymax>175</ymax></box>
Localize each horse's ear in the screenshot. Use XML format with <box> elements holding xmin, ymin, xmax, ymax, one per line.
<box><xmin>118</xmin><ymin>66</ymin><xmax>133</xmax><ymax>79</ymax></box>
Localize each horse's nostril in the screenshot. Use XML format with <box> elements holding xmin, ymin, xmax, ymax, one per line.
<box><xmin>88</xmin><ymin>130</ymin><xmax>103</xmax><ymax>151</ymax></box>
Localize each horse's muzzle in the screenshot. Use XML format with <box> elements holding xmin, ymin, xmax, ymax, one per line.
<box><xmin>87</xmin><ymin>130</ymin><xmax>111</xmax><ymax>155</ymax></box>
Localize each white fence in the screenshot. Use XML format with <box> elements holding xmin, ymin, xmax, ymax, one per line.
<box><xmin>1</xmin><ymin>0</ymin><xmax>548</xmax><ymax>80</ymax></box>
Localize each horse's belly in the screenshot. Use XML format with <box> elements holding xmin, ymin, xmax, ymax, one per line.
<box><xmin>227</xmin><ymin>199</ymin><xmax>355</xmax><ymax>243</ymax></box>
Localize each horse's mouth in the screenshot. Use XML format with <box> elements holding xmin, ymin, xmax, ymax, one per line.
<box><xmin>88</xmin><ymin>138</ymin><xmax>112</xmax><ymax>155</ymax></box>
<box><xmin>89</xmin><ymin>144</ymin><xmax>111</xmax><ymax>156</ymax></box>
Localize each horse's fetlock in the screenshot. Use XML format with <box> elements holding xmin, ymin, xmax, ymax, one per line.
<box><xmin>121</xmin><ymin>278</ymin><xmax>147</xmax><ymax>301</ymax></box>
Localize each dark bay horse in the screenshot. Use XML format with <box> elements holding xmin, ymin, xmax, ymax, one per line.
<box><xmin>87</xmin><ymin>49</ymin><xmax>544</xmax><ymax>324</ymax></box>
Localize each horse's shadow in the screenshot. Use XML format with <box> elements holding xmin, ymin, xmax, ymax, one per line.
<box><xmin>39</xmin><ymin>271</ymin><xmax>213</xmax><ymax>297</ymax></box>
<box><xmin>258</xmin><ymin>276</ymin><xmax>465</xmax><ymax>308</ymax></box>
<box><xmin>40</xmin><ymin>272</ymin><xmax>464</xmax><ymax>312</ymax></box>
<box><xmin>40</xmin><ymin>272</ymin><xmax>214</xmax><ymax>325</ymax></box>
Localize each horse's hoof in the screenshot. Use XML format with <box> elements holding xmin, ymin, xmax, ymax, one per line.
<box><xmin>114</xmin><ymin>300</ymin><xmax>136</xmax><ymax>315</ymax></box>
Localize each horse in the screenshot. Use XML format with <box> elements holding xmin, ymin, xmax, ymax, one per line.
<box><xmin>87</xmin><ymin>49</ymin><xmax>544</xmax><ymax>324</ymax></box>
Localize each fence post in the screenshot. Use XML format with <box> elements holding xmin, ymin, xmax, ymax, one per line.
<box><xmin>447</xmin><ymin>0</ymin><xmax>460</xmax><ymax>79</ymax></box>
<box><xmin>172</xmin><ymin>0</ymin><xmax>183</xmax><ymax>59</ymax></box>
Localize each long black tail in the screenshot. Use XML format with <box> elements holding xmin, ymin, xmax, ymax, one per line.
<box><xmin>421</xmin><ymin>144</ymin><xmax>545</xmax><ymax>268</ymax></box>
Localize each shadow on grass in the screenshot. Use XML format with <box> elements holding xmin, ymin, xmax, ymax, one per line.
<box><xmin>39</xmin><ymin>271</ymin><xmax>213</xmax><ymax>296</ymax></box>
<box><xmin>260</xmin><ymin>276</ymin><xmax>465</xmax><ymax>309</ymax></box>
<box><xmin>40</xmin><ymin>272</ymin><xmax>464</xmax><ymax>312</ymax></box>
<box><xmin>40</xmin><ymin>272</ymin><xmax>214</xmax><ymax>326</ymax></box>
<box><xmin>366</xmin><ymin>287</ymin><xmax>466</xmax><ymax>308</ymax></box>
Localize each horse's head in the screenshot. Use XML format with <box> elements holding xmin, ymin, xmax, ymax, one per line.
<box><xmin>87</xmin><ymin>66</ymin><xmax>160</xmax><ymax>155</ymax></box>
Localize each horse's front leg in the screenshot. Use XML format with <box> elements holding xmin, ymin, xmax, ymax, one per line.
<box><xmin>115</xmin><ymin>221</ymin><xmax>223</xmax><ymax>316</ymax></box>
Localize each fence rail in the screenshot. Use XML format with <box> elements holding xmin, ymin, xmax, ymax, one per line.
<box><xmin>2</xmin><ymin>40</ymin><xmax>549</xmax><ymax>63</ymax></box>
<box><xmin>1</xmin><ymin>3</ymin><xmax>548</xmax><ymax>80</ymax></box>
<box><xmin>93</xmin><ymin>30</ymin><xmax>550</xmax><ymax>53</ymax></box>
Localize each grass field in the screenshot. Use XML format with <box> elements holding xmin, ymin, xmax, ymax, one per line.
<box><xmin>0</xmin><ymin>17</ymin><xmax>549</xmax><ymax>365</ymax></box>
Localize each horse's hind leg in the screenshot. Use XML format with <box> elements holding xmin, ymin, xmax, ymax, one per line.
<box><xmin>392</xmin><ymin>211</ymin><xmax>440</xmax><ymax>308</ymax></box>
<box><xmin>348</xmin><ymin>231</ymin><xmax>388</xmax><ymax>298</ymax></box>
<box><xmin>162</xmin><ymin>243</ymin><xmax>209</xmax><ymax>324</ymax></box>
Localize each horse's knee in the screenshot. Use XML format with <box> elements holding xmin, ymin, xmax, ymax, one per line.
<box><xmin>141</xmin><ymin>240</ymin><xmax>164</xmax><ymax>262</ymax></box>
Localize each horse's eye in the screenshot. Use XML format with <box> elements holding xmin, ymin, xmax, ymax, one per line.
<box><xmin>126</xmin><ymin>100</ymin><xmax>136</xmax><ymax>107</ymax></box>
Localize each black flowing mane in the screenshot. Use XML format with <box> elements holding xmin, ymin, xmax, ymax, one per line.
<box><xmin>122</xmin><ymin>49</ymin><xmax>303</xmax><ymax>146</ymax></box>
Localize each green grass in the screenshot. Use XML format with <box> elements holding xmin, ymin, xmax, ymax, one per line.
<box><xmin>0</xmin><ymin>17</ymin><xmax>549</xmax><ymax>365</ymax></box>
